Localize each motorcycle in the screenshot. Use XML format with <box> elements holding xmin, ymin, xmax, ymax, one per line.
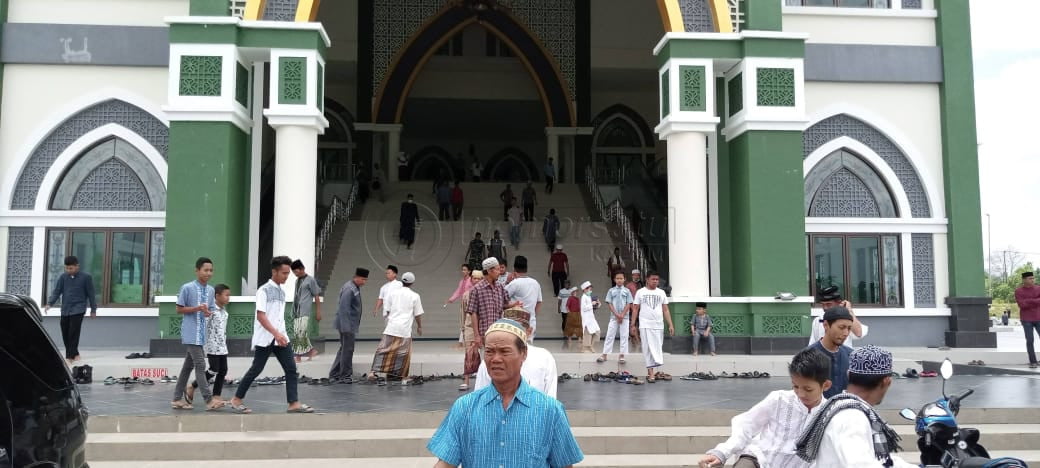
<box><xmin>899</xmin><ymin>359</ymin><xmax>1028</xmax><ymax>468</ymax></box>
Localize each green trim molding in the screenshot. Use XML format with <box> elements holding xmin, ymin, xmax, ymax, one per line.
<box><xmin>756</xmin><ymin>67</ymin><xmax>795</xmax><ymax>107</ymax></box>
<box><xmin>170</xmin><ymin>24</ymin><xmax>328</xmax><ymax>60</ymax></box>
<box><xmin>278</xmin><ymin>56</ymin><xmax>308</xmax><ymax>105</ymax></box>
<box><xmin>742</xmin><ymin>0</ymin><xmax>782</xmax><ymax>31</ymax></box>
<box><xmin>661</xmin><ymin>69</ymin><xmax>670</xmax><ymax>117</ymax></box>
<box><xmin>935</xmin><ymin>0</ymin><xmax>986</xmax><ymax>297</ymax></box>
<box><xmin>170</xmin><ymin>23</ymin><xmax>239</xmax><ymax>45</ymax></box>
<box><xmin>679</xmin><ymin>65</ymin><xmax>706</xmax><ymax>112</ymax></box>
<box><xmin>179</xmin><ymin>55</ymin><xmax>223</xmax><ymax>96</ymax></box>
<box><xmin>189</xmin><ymin>0</ymin><xmax>229</xmax><ymax>17</ymax></box>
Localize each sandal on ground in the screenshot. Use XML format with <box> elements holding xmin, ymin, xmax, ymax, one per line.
<box><xmin>657</xmin><ymin>373</ymin><xmax>672</xmax><ymax>381</ymax></box>
<box><xmin>287</xmin><ymin>404</ymin><xmax>315</xmax><ymax>414</ymax></box>
<box><xmin>125</xmin><ymin>352</ymin><xmax>142</xmax><ymax>359</ymax></box>
<box><xmin>103</xmin><ymin>376</ymin><xmax>117</xmax><ymax>385</ymax></box>
<box><xmin>458</xmin><ymin>383</ymin><xmax>469</xmax><ymax>391</ymax></box>
<box><xmin>904</xmin><ymin>368</ymin><xmax>919</xmax><ymax>378</ymax></box>
<box><xmin>229</xmin><ymin>403</ymin><xmax>252</xmax><ymax>414</ymax></box>
<box><xmin>171</xmin><ymin>400</ymin><xmax>193</xmax><ymax>410</ymax></box>
<box><xmin>596</xmin><ymin>356</ymin><xmax>606</xmax><ymax>363</ymax></box>
<box><xmin>679</xmin><ymin>373</ymin><xmax>701</xmax><ymax>381</ymax></box>
<box><xmin>920</xmin><ymin>371</ymin><xmax>938</xmax><ymax>378</ymax></box>
<box><xmin>646</xmin><ymin>377</ymin><xmax>656</xmax><ymax>383</ymax></box>
<box><xmin>141</xmin><ymin>378</ymin><xmax>155</xmax><ymax>385</ymax></box>
<box><xmin>759</xmin><ymin>372</ymin><xmax>770</xmax><ymax>378</ymax></box>
<box><xmin>618</xmin><ymin>357</ymin><xmax>626</xmax><ymax>364</ymax></box>
<box><xmin>630</xmin><ymin>377</ymin><xmax>644</xmax><ymax>385</ymax></box>
<box><xmin>205</xmin><ymin>400</ymin><xmax>225</xmax><ymax>411</ymax></box>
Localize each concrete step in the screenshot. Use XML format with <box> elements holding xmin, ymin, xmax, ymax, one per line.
<box><xmin>86</xmin><ymin>424</ymin><xmax>1040</xmax><ymax>461</ymax></box>
<box><xmin>83</xmin><ymin>451</ymin><xmax>1040</xmax><ymax>468</ymax></box>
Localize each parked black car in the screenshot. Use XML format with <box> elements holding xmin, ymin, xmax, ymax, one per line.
<box><xmin>0</xmin><ymin>293</ymin><xmax>88</xmax><ymax>468</ymax></box>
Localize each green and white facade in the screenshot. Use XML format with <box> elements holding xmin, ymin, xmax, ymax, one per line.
<box><xmin>0</xmin><ymin>0</ymin><xmax>993</xmax><ymax>352</ymax></box>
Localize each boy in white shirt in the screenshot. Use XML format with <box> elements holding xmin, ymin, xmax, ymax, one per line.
<box><xmin>630</xmin><ymin>271</ymin><xmax>674</xmax><ymax>382</ymax></box>
<box><xmin>578</xmin><ymin>281</ymin><xmax>600</xmax><ymax>353</ymax></box>
<box><xmin>700</xmin><ymin>348</ymin><xmax>832</xmax><ymax>468</ymax></box>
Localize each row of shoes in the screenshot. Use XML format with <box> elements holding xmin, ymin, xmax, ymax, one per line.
<box><xmin>124</xmin><ymin>352</ymin><xmax>153</xmax><ymax>359</ymax></box>
<box><xmin>103</xmin><ymin>376</ymin><xmax>156</xmax><ymax>386</ymax></box>
<box><xmin>581</xmin><ymin>371</ymin><xmax>674</xmax><ymax>384</ymax></box>
<box><xmin>895</xmin><ymin>368</ymin><xmax>937</xmax><ymax>379</ymax></box>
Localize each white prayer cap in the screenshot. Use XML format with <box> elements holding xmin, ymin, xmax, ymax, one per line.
<box><xmin>481</xmin><ymin>257</ymin><xmax>500</xmax><ymax>270</ymax></box>
<box><xmin>580</xmin><ymin>281</ymin><xmax>592</xmax><ymax>290</ymax></box>
<box><xmin>631</xmin><ymin>269</ymin><xmax>640</xmax><ymax>274</ymax></box>
<box><xmin>401</xmin><ymin>272</ymin><xmax>415</xmax><ymax>284</ymax></box>
<box><xmin>555</xmin><ymin>244</ymin><xmax>563</xmax><ymax>250</ymax></box>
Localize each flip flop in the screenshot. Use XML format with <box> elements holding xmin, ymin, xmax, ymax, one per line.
<box><xmin>206</xmin><ymin>401</ymin><xmax>225</xmax><ymax>411</ymax></box>
<box><xmin>596</xmin><ymin>357</ymin><xmax>606</xmax><ymax>363</ymax></box>
<box><xmin>458</xmin><ymin>383</ymin><xmax>469</xmax><ymax>391</ymax></box>
<box><xmin>618</xmin><ymin>358</ymin><xmax>626</xmax><ymax>364</ymax></box>
<box><xmin>657</xmin><ymin>373</ymin><xmax>672</xmax><ymax>381</ymax></box>
<box><xmin>125</xmin><ymin>353</ymin><xmax>142</xmax><ymax>359</ymax></box>
<box><xmin>679</xmin><ymin>373</ymin><xmax>701</xmax><ymax>381</ymax></box>
<box><xmin>103</xmin><ymin>376</ymin><xmax>117</xmax><ymax>385</ymax></box>
<box><xmin>920</xmin><ymin>371</ymin><xmax>938</xmax><ymax>378</ymax></box>
<box><xmin>287</xmin><ymin>404</ymin><xmax>315</xmax><ymax>414</ymax></box>
<box><xmin>171</xmin><ymin>401</ymin><xmax>193</xmax><ymax>410</ymax></box>
<box><xmin>229</xmin><ymin>404</ymin><xmax>252</xmax><ymax>414</ymax></box>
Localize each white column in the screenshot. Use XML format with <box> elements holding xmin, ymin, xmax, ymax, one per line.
<box><xmin>246</xmin><ymin>62</ymin><xmax>265</xmax><ymax>294</ymax></box>
<box><xmin>387</xmin><ymin>127</ymin><xmax>401</xmax><ymax>183</ymax></box>
<box><xmin>546</xmin><ymin>130</ymin><xmax>559</xmax><ymax>182</ymax></box>
<box><xmin>666</xmin><ymin>131</ymin><xmax>710</xmax><ymax>297</ymax></box>
<box><xmin>270</xmin><ymin>123</ymin><xmax>319</xmax><ymax>293</ymax></box>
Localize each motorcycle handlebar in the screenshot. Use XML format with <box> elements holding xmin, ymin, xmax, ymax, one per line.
<box><xmin>948</xmin><ymin>389</ymin><xmax>974</xmax><ymax>409</ymax></box>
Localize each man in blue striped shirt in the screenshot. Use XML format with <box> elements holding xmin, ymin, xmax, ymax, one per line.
<box><xmin>171</xmin><ymin>257</ymin><xmax>220</xmax><ymax>411</ymax></box>
<box><xmin>428</xmin><ymin>318</ymin><xmax>583</xmax><ymax>468</ymax></box>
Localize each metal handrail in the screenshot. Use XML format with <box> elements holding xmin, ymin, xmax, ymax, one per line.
<box><xmin>585</xmin><ymin>166</ymin><xmax>650</xmax><ymax>276</ymax></box>
<box><xmin>314</xmin><ymin>183</ymin><xmax>358</xmax><ymax>274</ymax></box>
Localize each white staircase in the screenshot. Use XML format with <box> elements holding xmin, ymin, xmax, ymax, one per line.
<box><xmin>319</xmin><ymin>182</ymin><xmax>622</xmax><ymax>340</ymax></box>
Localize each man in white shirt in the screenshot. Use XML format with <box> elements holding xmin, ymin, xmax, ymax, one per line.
<box><xmin>505</xmin><ymin>256</ymin><xmax>542</xmax><ymax>339</ymax></box>
<box><xmin>809</xmin><ymin>286</ymin><xmax>867</xmax><ymax>348</ymax></box>
<box><xmin>230</xmin><ymin>256</ymin><xmax>314</xmax><ymax>414</ymax></box>
<box><xmin>796</xmin><ymin>345</ymin><xmax>916</xmax><ymax>468</ymax></box>
<box><xmin>474</xmin><ymin>308</ymin><xmax>558</xmax><ymax>397</ymax></box>
<box><xmin>373</xmin><ymin>264</ymin><xmax>402</xmax><ymax>317</ymax></box>
<box><xmin>370</xmin><ymin>272</ymin><xmax>424</xmax><ymax>383</ymax></box>
<box><xmin>630</xmin><ymin>271</ymin><xmax>674</xmax><ymax>383</ymax></box>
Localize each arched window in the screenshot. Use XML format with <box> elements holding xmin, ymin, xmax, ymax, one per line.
<box><xmin>805</xmin><ymin>149</ymin><xmax>896</xmax><ymax>218</ymax></box>
<box><xmin>319</xmin><ymin>99</ymin><xmax>356</xmax><ymax>183</ymax></box>
<box><xmin>50</xmin><ymin>138</ymin><xmax>165</xmax><ymax>211</ymax></box>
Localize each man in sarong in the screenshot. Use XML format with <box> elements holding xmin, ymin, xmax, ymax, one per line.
<box><xmin>370</xmin><ymin>272</ymin><xmax>424</xmax><ymax>384</ymax></box>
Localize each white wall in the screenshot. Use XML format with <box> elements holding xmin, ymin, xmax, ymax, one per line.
<box><xmin>0</xmin><ymin>65</ymin><xmax>169</xmax><ymax>208</ymax></box>
<box><xmin>804</xmin><ymin>82</ymin><xmax>945</xmax><ymax>219</ymax></box>
<box><xmin>7</xmin><ymin>0</ymin><xmax>188</xmax><ymax>26</ymax></box>
<box><xmin>783</xmin><ymin>9</ymin><xmax>936</xmax><ymax>46</ymax></box>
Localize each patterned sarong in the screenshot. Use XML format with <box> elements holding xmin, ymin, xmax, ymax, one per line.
<box><xmin>291</xmin><ymin>316</ymin><xmax>313</xmax><ymax>356</ymax></box>
<box><xmin>371</xmin><ymin>334</ymin><xmax>412</xmax><ymax>379</ymax></box>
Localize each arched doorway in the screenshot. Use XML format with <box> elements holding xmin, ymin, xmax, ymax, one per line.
<box><xmin>410</xmin><ymin>145</ymin><xmax>460</xmax><ymax>181</ymax></box>
<box><xmin>591</xmin><ymin>104</ymin><xmax>655</xmax><ymax>184</ymax></box>
<box><xmin>486</xmin><ymin>147</ymin><xmax>538</xmax><ymax>182</ymax></box>
<box><xmin>319</xmin><ymin>98</ymin><xmax>355</xmax><ymax>183</ymax></box>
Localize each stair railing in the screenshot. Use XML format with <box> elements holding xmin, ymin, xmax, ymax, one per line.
<box><xmin>314</xmin><ymin>183</ymin><xmax>358</xmax><ymax>274</ymax></box>
<box><xmin>585</xmin><ymin>166</ymin><xmax>650</xmax><ymax>277</ymax></box>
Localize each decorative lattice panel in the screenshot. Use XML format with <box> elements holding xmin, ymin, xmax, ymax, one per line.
<box><xmin>5</xmin><ymin>228</ymin><xmax>34</xmax><ymax>296</ymax></box>
<box><xmin>728</xmin><ymin>73</ymin><xmax>742</xmax><ymax>116</ymax></box>
<box><xmin>803</xmin><ymin>114</ymin><xmax>931</xmax><ymax>217</ymax></box>
<box><xmin>760</xmin><ymin>315</ymin><xmax>803</xmax><ymax>336</ymax></box>
<box><xmin>661</xmin><ymin>70</ymin><xmax>670</xmax><ymax>117</ymax></box>
<box><xmin>262</xmin><ymin>0</ymin><xmax>300</xmax><ymax>21</ymax></box>
<box><xmin>167</xmin><ymin>315</ymin><xmax>183</xmax><ymax>338</ymax></box>
<box><xmin>46</xmin><ymin>230</ymin><xmax>67</xmax><ymax>299</ymax></box>
<box><xmin>372</xmin><ymin>0</ymin><xmax>575</xmax><ymax>97</ymax></box>
<box><xmin>279</xmin><ymin>57</ymin><xmax>307</xmax><ymax>104</ymax></box>
<box><xmin>229</xmin><ymin>0</ymin><xmax>248</xmax><ymax>18</ymax></box>
<box><xmin>902</xmin><ymin>0</ymin><xmax>922</xmax><ymax>8</ymax></box>
<box><xmin>148</xmin><ymin>230</ymin><xmax>165</xmax><ymax>301</ymax></box>
<box><xmin>728</xmin><ymin>0</ymin><xmax>743</xmax><ymax>32</ymax></box>
<box><xmin>679</xmin><ymin>0</ymin><xmax>714</xmax><ymax>32</ymax></box>
<box><xmin>809</xmin><ymin>168</ymin><xmax>880</xmax><ymax>217</ymax></box>
<box><xmin>228</xmin><ymin>314</ymin><xmax>255</xmax><ymax>337</ymax></box>
<box><xmin>179</xmin><ymin>56</ymin><xmax>223</xmax><ymax>97</ymax></box>
<box><xmin>70</xmin><ymin>158</ymin><xmax>152</xmax><ymax>211</ymax></box>
<box><xmin>11</xmin><ymin>100</ymin><xmax>168</xmax><ymax>210</ymax></box>
<box><xmin>912</xmin><ymin>233</ymin><xmax>936</xmax><ymax>307</ymax></box>
<box><xmin>597</xmin><ymin>119</ymin><xmax>641</xmax><ymax>147</ymax></box>
<box><xmin>756</xmin><ymin>67</ymin><xmax>795</xmax><ymax>107</ymax></box>
<box><xmin>710</xmin><ymin>315</ymin><xmax>749</xmax><ymax>336</ymax></box>
<box><xmin>235</xmin><ymin>63</ymin><xmax>250</xmax><ymax>108</ymax></box>
<box><xmin>679</xmin><ymin>65</ymin><xmax>706</xmax><ymax>112</ymax></box>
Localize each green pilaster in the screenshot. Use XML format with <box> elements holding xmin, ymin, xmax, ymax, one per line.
<box><xmin>661</xmin><ymin>69</ymin><xmax>670</xmax><ymax>117</ymax></box>
<box><xmin>159</xmin><ymin>121</ymin><xmax>250</xmax><ymax>336</ymax></box>
<box><xmin>936</xmin><ymin>0</ymin><xmax>985</xmax><ymax>297</ymax></box>
<box><xmin>189</xmin><ymin>0</ymin><xmax>229</xmax><ymax>16</ymax></box>
<box><xmin>715</xmin><ymin>78</ymin><xmax>733</xmax><ymax>296</ymax></box>
<box><xmin>742</xmin><ymin>0</ymin><xmax>782</xmax><ymax>31</ymax></box>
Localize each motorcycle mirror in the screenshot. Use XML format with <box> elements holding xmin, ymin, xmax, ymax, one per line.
<box><xmin>940</xmin><ymin>359</ymin><xmax>954</xmax><ymax>380</ymax></box>
<box><xmin>899</xmin><ymin>408</ymin><xmax>916</xmax><ymax>421</ymax></box>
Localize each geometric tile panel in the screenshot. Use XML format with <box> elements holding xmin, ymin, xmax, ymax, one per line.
<box><xmin>10</xmin><ymin>99</ymin><xmax>169</xmax><ymax>210</ymax></box>
<box><xmin>178</xmin><ymin>56</ymin><xmax>222</xmax><ymax>97</ymax></box>
<box><xmin>711</xmin><ymin>314</ymin><xmax>749</xmax><ymax>336</ymax></box>
<box><xmin>262</xmin><ymin>0</ymin><xmax>300</xmax><ymax>21</ymax></box>
<box><xmin>803</xmin><ymin>114</ymin><xmax>931</xmax><ymax>218</ymax></box>
<box><xmin>70</xmin><ymin>158</ymin><xmax>152</xmax><ymax>211</ymax></box>
<box><xmin>679</xmin><ymin>0</ymin><xmax>714</xmax><ymax>33</ymax></box>
<box><xmin>679</xmin><ymin>65</ymin><xmax>706</xmax><ymax>112</ymax></box>
<box><xmin>372</xmin><ymin>0</ymin><xmax>575</xmax><ymax>97</ymax></box>
<box><xmin>760</xmin><ymin>315</ymin><xmax>803</xmax><ymax>336</ymax></box>
<box><xmin>279</xmin><ymin>57</ymin><xmax>307</xmax><ymax>105</ymax></box>
<box><xmin>5</xmin><ymin>228</ymin><xmax>33</xmax><ymax>296</ymax></box>
<box><xmin>756</xmin><ymin>67</ymin><xmax>795</xmax><ymax>107</ymax></box>
<box><xmin>809</xmin><ymin>168</ymin><xmax>881</xmax><ymax>217</ymax></box>
<box><xmin>228</xmin><ymin>314</ymin><xmax>255</xmax><ymax>337</ymax></box>
<box><xmin>912</xmin><ymin>233</ymin><xmax>936</xmax><ymax>307</ymax></box>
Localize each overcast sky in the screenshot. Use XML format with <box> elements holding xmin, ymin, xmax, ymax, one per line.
<box><xmin>971</xmin><ymin>0</ymin><xmax>1040</xmax><ymax>269</ymax></box>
